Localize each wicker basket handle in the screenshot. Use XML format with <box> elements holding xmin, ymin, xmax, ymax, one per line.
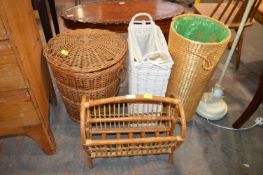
<box><xmin>117</xmin><ymin>65</ymin><xmax>127</xmax><ymax>83</ymax></box>
<box><xmin>188</xmin><ymin>49</ymin><xmax>216</xmax><ymax>71</ymax></box>
<box><xmin>130</xmin><ymin>13</ymin><xmax>154</xmax><ymax>25</ymax></box>
<box><xmin>202</xmin><ymin>55</ymin><xmax>216</xmax><ymax>71</ymax></box>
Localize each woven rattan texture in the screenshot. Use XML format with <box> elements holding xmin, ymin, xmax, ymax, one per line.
<box><xmin>56</xmin><ymin>79</ymin><xmax>120</xmax><ymax>103</ymax></box>
<box><xmin>59</xmin><ymin>77</ymin><xmax>120</xmax><ymax>121</ymax></box>
<box><xmin>50</xmin><ymin>58</ymin><xmax>125</xmax><ymax>90</ymax></box>
<box><xmin>44</xmin><ymin>29</ymin><xmax>127</xmax><ymax>73</ymax></box>
<box><xmin>62</xmin><ymin>96</ymin><xmax>81</xmax><ymax>122</ymax></box>
<box><xmin>80</xmin><ymin>95</ymin><xmax>186</xmax><ymax>168</ymax></box>
<box><xmin>166</xmin><ymin>14</ymin><xmax>230</xmax><ymax>121</ymax></box>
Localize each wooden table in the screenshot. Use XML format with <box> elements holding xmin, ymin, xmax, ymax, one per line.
<box><xmin>232</xmin><ymin>71</ymin><xmax>263</xmax><ymax>128</ymax></box>
<box><xmin>61</xmin><ymin>0</ymin><xmax>184</xmax><ymax>36</ymax></box>
<box><xmin>232</xmin><ymin>18</ymin><xmax>262</xmax><ymax>129</ymax></box>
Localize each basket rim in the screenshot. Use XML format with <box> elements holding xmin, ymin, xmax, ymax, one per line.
<box><xmin>170</xmin><ymin>14</ymin><xmax>231</xmax><ymax>45</ymax></box>
<box><xmin>56</xmin><ymin>76</ymin><xmax>120</xmax><ymax>93</ymax></box>
<box><xmin>61</xmin><ymin>85</ymin><xmax>120</xmax><ymax>106</ymax></box>
<box><xmin>49</xmin><ymin>56</ymin><xmax>125</xmax><ymax>75</ymax></box>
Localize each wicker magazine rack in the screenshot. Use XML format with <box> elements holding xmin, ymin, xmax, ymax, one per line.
<box><xmin>80</xmin><ymin>95</ymin><xmax>186</xmax><ymax>168</ymax></box>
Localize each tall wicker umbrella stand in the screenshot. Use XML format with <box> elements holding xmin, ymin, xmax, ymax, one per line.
<box><xmin>166</xmin><ymin>14</ymin><xmax>231</xmax><ymax>121</ymax></box>
<box><xmin>44</xmin><ymin>29</ymin><xmax>127</xmax><ymax>121</ymax></box>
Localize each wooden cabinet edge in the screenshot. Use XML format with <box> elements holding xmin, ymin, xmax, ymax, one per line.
<box><xmin>0</xmin><ymin>0</ymin><xmax>56</xmax><ymax>155</ymax></box>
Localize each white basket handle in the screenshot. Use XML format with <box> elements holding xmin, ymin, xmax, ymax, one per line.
<box><xmin>130</xmin><ymin>13</ymin><xmax>155</xmax><ymax>25</ymax></box>
<box><xmin>128</xmin><ymin>13</ymin><xmax>155</xmax><ymax>62</ymax></box>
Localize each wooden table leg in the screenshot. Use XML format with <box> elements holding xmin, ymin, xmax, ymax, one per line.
<box><xmin>232</xmin><ymin>71</ymin><xmax>263</xmax><ymax>128</ymax></box>
<box><xmin>33</xmin><ymin>0</ymin><xmax>53</xmax><ymax>42</ymax></box>
<box><xmin>47</xmin><ymin>0</ymin><xmax>60</xmax><ymax>35</ymax></box>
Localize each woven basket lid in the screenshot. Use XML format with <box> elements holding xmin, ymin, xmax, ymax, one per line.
<box><xmin>44</xmin><ymin>29</ymin><xmax>127</xmax><ymax>73</ymax></box>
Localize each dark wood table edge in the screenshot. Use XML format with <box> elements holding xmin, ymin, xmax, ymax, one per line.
<box><xmin>61</xmin><ymin>16</ymin><xmax>175</xmax><ymax>32</ymax></box>
<box><xmin>232</xmin><ymin>71</ymin><xmax>263</xmax><ymax>128</ymax></box>
<box><xmin>60</xmin><ymin>1</ymin><xmax>185</xmax><ymax>34</ymax></box>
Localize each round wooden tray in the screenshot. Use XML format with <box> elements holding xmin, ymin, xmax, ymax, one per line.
<box><xmin>61</xmin><ymin>0</ymin><xmax>184</xmax><ymax>34</ymax></box>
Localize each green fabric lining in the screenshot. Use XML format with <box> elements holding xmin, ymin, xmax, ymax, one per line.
<box><xmin>173</xmin><ymin>16</ymin><xmax>229</xmax><ymax>43</ymax></box>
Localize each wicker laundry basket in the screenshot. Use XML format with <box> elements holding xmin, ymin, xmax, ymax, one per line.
<box><xmin>166</xmin><ymin>14</ymin><xmax>231</xmax><ymax>121</ymax></box>
<box><xmin>44</xmin><ymin>29</ymin><xmax>127</xmax><ymax>121</ymax></box>
<box><xmin>80</xmin><ymin>95</ymin><xmax>186</xmax><ymax>168</ymax></box>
